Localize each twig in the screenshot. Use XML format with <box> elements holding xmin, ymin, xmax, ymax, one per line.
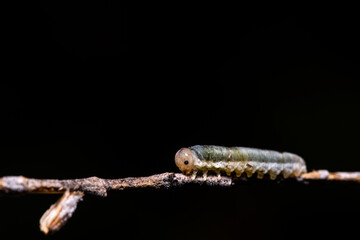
<box><xmin>0</xmin><ymin>170</ymin><xmax>359</xmax><ymax>234</ymax></box>
<box><xmin>0</xmin><ymin>173</ymin><xmax>232</xmax><ymax>197</ymax></box>
<box><xmin>300</xmin><ymin>169</ymin><xmax>360</xmax><ymax>181</ymax></box>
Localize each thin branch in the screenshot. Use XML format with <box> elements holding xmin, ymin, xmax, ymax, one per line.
<box><xmin>1</xmin><ymin>170</ymin><xmax>359</xmax><ymax>197</ymax></box>
<box><xmin>300</xmin><ymin>169</ymin><xmax>360</xmax><ymax>181</ymax></box>
<box><xmin>0</xmin><ymin>173</ymin><xmax>232</xmax><ymax>197</ymax></box>
<box><xmin>0</xmin><ymin>170</ymin><xmax>359</xmax><ymax>234</ymax></box>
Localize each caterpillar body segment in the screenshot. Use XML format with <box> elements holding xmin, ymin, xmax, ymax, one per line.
<box><xmin>175</xmin><ymin>145</ymin><xmax>307</xmax><ymax>180</ymax></box>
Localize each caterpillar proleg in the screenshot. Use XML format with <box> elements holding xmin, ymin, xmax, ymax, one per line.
<box><xmin>175</xmin><ymin>145</ymin><xmax>307</xmax><ymax>180</ymax></box>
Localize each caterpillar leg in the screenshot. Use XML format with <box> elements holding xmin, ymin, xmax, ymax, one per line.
<box><xmin>235</xmin><ymin>170</ymin><xmax>243</xmax><ymax>177</ymax></box>
<box><xmin>269</xmin><ymin>172</ymin><xmax>277</xmax><ymax>180</ymax></box>
<box><xmin>292</xmin><ymin>168</ymin><xmax>304</xmax><ymax>177</ymax></box>
<box><xmin>245</xmin><ymin>163</ymin><xmax>256</xmax><ymax>178</ymax></box>
<box><xmin>269</xmin><ymin>168</ymin><xmax>282</xmax><ymax>180</ymax></box>
<box><xmin>202</xmin><ymin>170</ymin><xmax>208</xmax><ymax>181</ymax></box>
<box><xmin>226</xmin><ymin>170</ymin><xmax>232</xmax><ymax>176</ymax></box>
<box><xmin>245</xmin><ymin>168</ymin><xmax>256</xmax><ymax>178</ymax></box>
<box><xmin>282</xmin><ymin>170</ymin><xmax>291</xmax><ymax>179</ymax></box>
<box><xmin>191</xmin><ymin>170</ymin><xmax>198</xmax><ymax>180</ymax></box>
<box><xmin>257</xmin><ymin>172</ymin><xmax>264</xmax><ymax>179</ymax></box>
<box><xmin>215</xmin><ymin>170</ymin><xmax>221</xmax><ymax>181</ymax></box>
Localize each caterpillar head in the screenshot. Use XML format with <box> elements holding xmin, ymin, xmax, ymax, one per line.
<box><xmin>175</xmin><ymin>148</ymin><xmax>195</xmax><ymax>175</ymax></box>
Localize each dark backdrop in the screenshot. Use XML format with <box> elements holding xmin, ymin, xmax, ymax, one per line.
<box><xmin>1</xmin><ymin>3</ymin><xmax>359</xmax><ymax>240</ymax></box>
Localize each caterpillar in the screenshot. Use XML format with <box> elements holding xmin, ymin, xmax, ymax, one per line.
<box><xmin>175</xmin><ymin>145</ymin><xmax>307</xmax><ymax>180</ymax></box>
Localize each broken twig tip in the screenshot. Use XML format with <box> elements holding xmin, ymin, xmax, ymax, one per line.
<box><xmin>40</xmin><ymin>190</ymin><xmax>84</xmax><ymax>235</ymax></box>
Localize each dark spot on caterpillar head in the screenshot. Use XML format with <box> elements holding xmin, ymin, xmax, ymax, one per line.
<box><xmin>184</xmin><ymin>160</ymin><xmax>189</xmax><ymax>165</ymax></box>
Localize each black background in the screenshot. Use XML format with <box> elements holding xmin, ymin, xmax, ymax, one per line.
<box><xmin>1</xmin><ymin>3</ymin><xmax>360</xmax><ymax>240</ymax></box>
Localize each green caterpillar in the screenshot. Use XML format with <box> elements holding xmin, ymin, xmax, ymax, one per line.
<box><xmin>175</xmin><ymin>145</ymin><xmax>307</xmax><ymax>180</ymax></box>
